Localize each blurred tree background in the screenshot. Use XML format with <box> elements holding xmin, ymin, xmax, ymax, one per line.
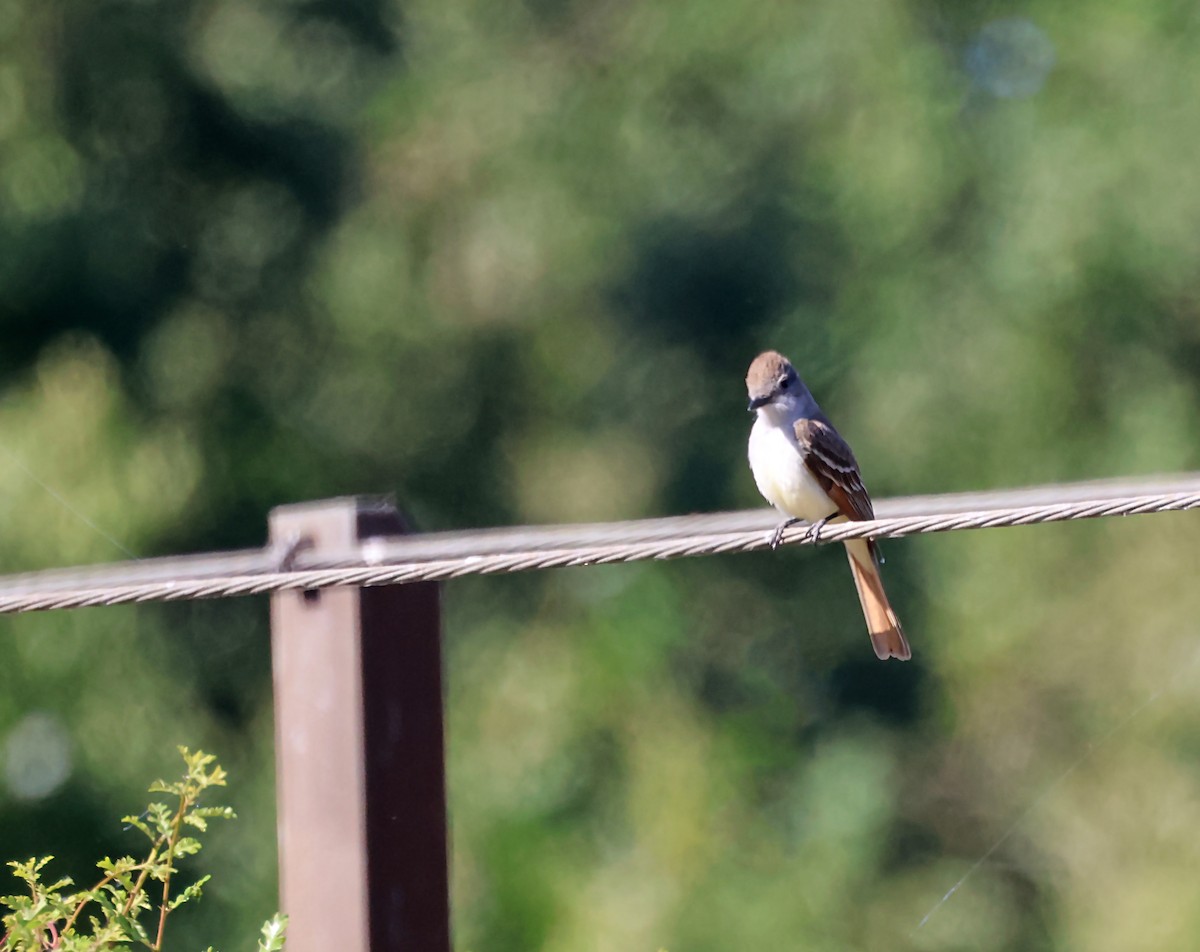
<box><xmin>0</xmin><ymin>0</ymin><xmax>1198</xmax><ymax>948</ymax></box>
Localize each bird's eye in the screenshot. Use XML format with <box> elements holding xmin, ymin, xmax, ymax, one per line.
<box><xmin>778</xmin><ymin>376</ymin><xmax>790</xmax><ymax>390</ymax></box>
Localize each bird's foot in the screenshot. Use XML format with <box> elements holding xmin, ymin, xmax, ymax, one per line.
<box><xmin>804</xmin><ymin>511</ymin><xmax>839</xmax><ymax>544</ymax></box>
<box><xmin>769</xmin><ymin>518</ymin><xmax>799</xmax><ymax>550</ymax></box>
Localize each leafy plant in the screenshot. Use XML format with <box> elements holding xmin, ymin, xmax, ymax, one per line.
<box><xmin>0</xmin><ymin>747</ymin><xmax>285</xmax><ymax>951</ymax></box>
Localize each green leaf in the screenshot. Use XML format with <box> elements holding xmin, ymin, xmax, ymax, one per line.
<box><xmin>258</xmin><ymin>913</ymin><xmax>288</xmax><ymax>952</ymax></box>
<box><xmin>148</xmin><ymin>778</ymin><xmax>184</xmax><ymax>796</ymax></box>
<box><xmin>125</xmin><ymin>887</ymin><xmax>152</xmax><ymax>916</ymax></box>
<box><xmin>146</xmin><ymin>803</ymin><xmax>173</xmax><ymax>837</ymax></box>
<box><xmin>8</xmin><ymin>856</ymin><xmax>53</xmax><ymax>883</ymax></box>
<box><xmin>145</xmin><ymin>861</ymin><xmax>176</xmax><ymax>882</ymax></box>
<box><xmin>168</xmin><ymin>873</ymin><xmax>210</xmax><ymax>910</ymax></box>
<box><xmin>188</xmin><ymin>806</ymin><xmax>236</xmax><ymax>822</ymax></box>
<box><xmin>121</xmin><ymin>814</ymin><xmax>154</xmax><ymax>839</ymax></box>
<box><xmin>91</xmin><ymin>887</ymin><xmax>117</xmax><ymax>916</ymax></box>
<box><xmin>116</xmin><ymin>910</ymin><xmax>149</xmax><ymax>943</ymax></box>
<box><xmin>172</xmin><ymin>836</ymin><xmax>203</xmax><ymax>858</ymax></box>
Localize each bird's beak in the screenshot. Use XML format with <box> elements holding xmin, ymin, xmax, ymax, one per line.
<box><xmin>747</xmin><ymin>394</ymin><xmax>771</xmax><ymax>412</ymax></box>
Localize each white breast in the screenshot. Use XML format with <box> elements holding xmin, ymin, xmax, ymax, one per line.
<box><xmin>748</xmin><ymin>417</ymin><xmax>833</xmax><ymax>521</ymax></box>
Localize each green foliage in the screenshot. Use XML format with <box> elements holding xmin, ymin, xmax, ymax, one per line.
<box><xmin>0</xmin><ymin>749</ymin><xmax>285</xmax><ymax>952</ymax></box>
<box><xmin>256</xmin><ymin>914</ymin><xmax>288</xmax><ymax>952</ymax></box>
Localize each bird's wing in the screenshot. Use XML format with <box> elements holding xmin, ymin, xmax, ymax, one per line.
<box><xmin>793</xmin><ymin>417</ymin><xmax>875</xmax><ymax>523</ymax></box>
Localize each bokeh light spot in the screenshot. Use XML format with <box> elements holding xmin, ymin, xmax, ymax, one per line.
<box><xmin>966</xmin><ymin>18</ymin><xmax>1056</xmax><ymax>99</ymax></box>
<box><xmin>2</xmin><ymin>135</ymin><xmax>83</xmax><ymax>220</ymax></box>
<box><xmin>4</xmin><ymin>712</ymin><xmax>72</xmax><ymax>801</ymax></box>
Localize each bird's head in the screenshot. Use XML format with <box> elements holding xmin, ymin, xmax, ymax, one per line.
<box><xmin>746</xmin><ymin>350</ymin><xmax>801</xmax><ymax>413</ymax></box>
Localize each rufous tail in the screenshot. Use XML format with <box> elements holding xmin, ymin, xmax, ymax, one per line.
<box><xmin>845</xmin><ymin>541</ymin><xmax>910</xmax><ymax>661</ymax></box>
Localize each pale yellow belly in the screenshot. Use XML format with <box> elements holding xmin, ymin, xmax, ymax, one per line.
<box><xmin>748</xmin><ymin>421</ymin><xmax>835</xmax><ymax>521</ymax></box>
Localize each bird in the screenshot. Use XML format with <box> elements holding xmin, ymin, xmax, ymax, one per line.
<box><xmin>745</xmin><ymin>350</ymin><xmax>910</xmax><ymax>660</ymax></box>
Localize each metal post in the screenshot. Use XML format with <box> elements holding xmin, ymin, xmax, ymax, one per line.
<box><xmin>269</xmin><ymin>498</ymin><xmax>450</xmax><ymax>952</ymax></box>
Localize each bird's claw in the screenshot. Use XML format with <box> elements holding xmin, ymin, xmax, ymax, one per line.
<box><xmin>804</xmin><ymin>513</ymin><xmax>836</xmax><ymax>544</ymax></box>
<box><xmin>768</xmin><ymin>518</ymin><xmax>799</xmax><ymax>550</ymax></box>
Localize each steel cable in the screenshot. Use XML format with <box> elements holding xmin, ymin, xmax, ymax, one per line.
<box><xmin>0</xmin><ymin>479</ymin><xmax>1195</xmax><ymax>613</ymax></box>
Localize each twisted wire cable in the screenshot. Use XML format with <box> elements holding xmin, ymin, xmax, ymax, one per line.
<box><xmin>0</xmin><ymin>478</ymin><xmax>1195</xmax><ymax>614</ymax></box>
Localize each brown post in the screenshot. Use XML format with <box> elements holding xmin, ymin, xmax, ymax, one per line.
<box><xmin>269</xmin><ymin>498</ymin><xmax>450</xmax><ymax>952</ymax></box>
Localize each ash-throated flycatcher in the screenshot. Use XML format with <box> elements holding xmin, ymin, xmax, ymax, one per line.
<box><xmin>746</xmin><ymin>350</ymin><xmax>910</xmax><ymax>660</ymax></box>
